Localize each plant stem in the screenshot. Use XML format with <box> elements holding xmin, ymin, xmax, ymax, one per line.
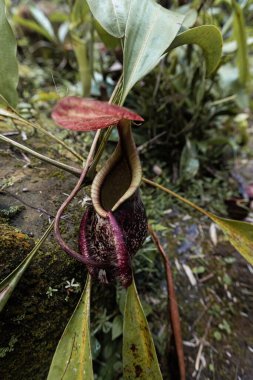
<box><xmin>88</xmin><ymin>75</ymin><xmax>124</xmax><ymax>174</ymax></box>
<box><xmin>0</xmin><ymin>134</ymin><xmax>82</xmax><ymax>176</ymax></box>
<box><xmin>149</xmin><ymin>225</ymin><xmax>186</xmax><ymax>380</ymax></box>
<box><xmin>54</xmin><ymin>131</ymin><xmax>103</xmax><ymax>265</ymax></box>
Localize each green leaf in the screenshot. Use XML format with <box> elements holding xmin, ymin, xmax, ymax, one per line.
<box><xmin>58</xmin><ymin>22</ymin><xmax>69</xmax><ymax>44</ymax></box>
<box><xmin>143</xmin><ymin>178</ymin><xmax>253</xmax><ymax>267</ymax></box>
<box><xmin>112</xmin><ymin>315</ymin><xmax>123</xmax><ymax>340</ymax></box>
<box><xmin>213</xmin><ymin>330</ymin><xmax>222</xmax><ymax>341</ymax></box>
<box><xmin>181</xmin><ymin>9</ymin><xmax>197</xmax><ymax>29</ymax></box>
<box><xmin>169</xmin><ymin>25</ymin><xmax>223</xmax><ymax>75</ymax></box>
<box><xmin>13</xmin><ymin>15</ymin><xmax>56</xmax><ymax>42</ymax></box>
<box><xmin>0</xmin><ymin>0</ymin><xmax>18</xmax><ymax>107</ymax></box>
<box><xmin>70</xmin><ymin>0</ymin><xmax>90</xmax><ymax>28</ymax></box>
<box><xmin>231</xmin><ymin>0</ymin><xmax>249</xmax><ymax>85</ymax></box>
<box><xmin>122</xmin><ymin>1</ymin><xmax>184</xmax><ymax>101</ymax></box>
<box><xmin>123</xmin><ymin>280</ymin><xmax>163</xmax><ymax>380</ymax></box>
<box><xmin>71</xmin><ymin>34</ymin><xmax>91</xmax><ymax>96</ymax></box>
<box><xmin>209</xmin><ymin>215</ymin><xmax>253</xmax><ymax>266</ymax></box>
<box><xmin>47</xmin><ymin>276</ymin><xmax>94</xmax><ymax>380</ymax></box>
<box><xmin>29</xmin><ymin>5</ymin><xmax>57</xmax><ymax>42</ymax></box>
<box><xmin>0</xmin><ymin>222</ymin><xmax>54</xmax><ymax>313</ymax></box>
<box><xmin>180</xmin><ymin>139</ymin><xmax>199</xmax><ymax>181</ymax></box>
<box><xmin>68</xmin><ymin>1</ymin><xmax>92</xmax><ymax>97</ymax></box>
<box><xmin>86</xmin><ymin>0</ymin><xmax>130</xmax><ymax>38</ymax></box>
<box><xmin>94</xmin><ymin>20</ymin><xmax>119</xmax><ymax>49</ymax></box>
<box><xmin>87</xmin><ymin>0</ymin><xmax>184</xmax><ymax>101</ymax></box>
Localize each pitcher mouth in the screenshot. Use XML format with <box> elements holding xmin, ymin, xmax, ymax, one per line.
<box><xmin>91</xmin><ymin>120</ymin><xmax>142</xmax><ymax>218</ymax></box>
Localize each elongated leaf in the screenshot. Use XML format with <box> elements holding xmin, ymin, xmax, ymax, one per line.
<box><xmin>0</xmin><ymin>0</ymin><xmax>18</xmax><ymax>107</ymax></box>
<box><xmin>13</xmin><ymin>15</ymin><xmax>56</xmax><ymax>42</ymax></box>
<box><xmin>87</xmin><ymin>0</ymin><xmax>184</xmax><ymax>101</ymax></box>
<box><xmin>86</xmin><ymin>0</ymin><xmax>130</xmax><ymax>38</ymax></box>
<box><xmin>123</xmin><ymin>279</ymin><xmax>163</xmax><ymax>379</ymax></box>
<box><xmin>143</xmin><ymin>178</ymin><xmax>253</xmax><ymax>266</ymax></box>
<box><xmin>70</xmin><ymin>0</ymin><xmax>90</xmax><ymax>27</ymax></box>
<box><xmin>231</xmin><ymin>0</ymin><xmax>249</xmax><ymax>85</ymax></box>
<box><xmin>209</xmin><ymin>216</ymin><xmax>253</xmax><ymax>265</ymax></box>
<box><xmin>30</xmin><ymin>5</ymin><xmax>57</xmax><ymax>42</ymax></box>
<box><xmin>58</xmin><ymin>21</ymin><xmax>69</xmax><ymax>44</ymax></box>
<box><xmin>94</xmin><ymin>20</ymin><xmax>119</xmax><ymax>49</ymax></box>
<box><xmin>169</xmin><ymin>25</ymin><xmax>223</xmax><ymax>75</ymax></box>
<box><xmin>181</xmin><ymin>9</ymin><xmax>197</xmax><ymax>29</ymax></box>
<box><xmin>122</xmin><ymin>1</ymin><xmax>184</xmax><ymax>101</ymax></box>
<box><xmin>47</xmin><ymin>276</ymin><xmax>93</xmax><ymax>380</ymax></box>
<box><xmin>52</xmin><ymin>96</ymin><xmax>143</xmax><ymax>131</ymax></box>
<box><xmin>0</xmin><ymin>222</ymin><xmax>54</xmax><ymax>312</ymax></box>
<box><xmin>71</xmin><ymin>35</ymin><xmax>91</xmax><ymax>97</ymax></box>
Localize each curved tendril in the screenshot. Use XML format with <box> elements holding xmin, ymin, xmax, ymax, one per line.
<box><xmin>54</xmin><ymin>132</ymin><xmax>106</xmax><ymax>268</ymax></box>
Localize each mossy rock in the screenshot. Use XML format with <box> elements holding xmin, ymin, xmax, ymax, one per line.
<box><xmin>0</xmin><ymin>220</ymin><xmax>33</xmax><ymax>280</ymax></box>
<box><xmin>0</xmin><ymin>219</ymin><xmax>88</xmax><ymax>380</ymax></box>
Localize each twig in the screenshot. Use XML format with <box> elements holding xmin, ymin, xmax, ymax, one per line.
<box><xmin>148</xmin><ymin>225</ymin><xmax>186</xmax><ymax>380</ymax></box>
<box><xmin>191</xmin><ymin>300</ymin><xmax>212</xmax><ymax>331</ymax></box>
<box><xmin>0</xmin><ymin>107</ymin><xmax>83</xmax><ymax>161</ymax></box>
<box><xmin>194</xmin><ymin>316</ymin><xmax>213</xmax><ymax>372</ymax></box>
<box><xmin>2</xmin><ymin>131</ymin><xmax>19</xmax><ymax>136</ymax></box>
<box><xmin>0</xmin><ymin>134</ymin><xmax>82</xmax><ymax>176</ymax></box>
<box><xmin>137</xmin><ymin>131</ymin><xmax>166</xmax><ymax>153</ymax></box>
<box><xmin>0</xmin><ymin>190</ymin><xmax>55</xmax><ymax>219</ymax></box>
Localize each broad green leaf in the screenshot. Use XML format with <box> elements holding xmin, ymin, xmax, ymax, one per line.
<box><xmin>86</xmin><ymin>0</ymin><xmax>130</xmax><ymax>38</ymax></box>
<box><xmin>231</xmin><ymin>0</ymin><xmax>249</xmax><ymax>85</ymax></box>
<box><xmin>169</xmin><ymin>25</ymin><xmax>223</xmax><ymax>75</ymax></box>
<box><xmin>47</xmin><ymin>276</ymin><xmax>93</xmax><ymax>380</ymax></box>
<box><xmin>87</xmin><ymin>0</ymin><xmax>184</xmax><ymax>101</ymax></box>
<box><xmin>143</xmin><ymin>178</ymin><xmax>253</xmax><ymax>266</ymax></box>
<box><xmin>122</xmin><ymin>1</ymin><xmax>184</xmax><ymax>101</ymax></box>
<box><xmin>0</xmin><ymin>0</ymin><xmax>18</xmax><ymax>107</ymax></box>
<box><xmin>30</xmin><ymin>5</ymin><xmax>57</xmax><ymax>42</ymax></box>
<box><xmin>123</xmin><ymin>279</ymin><xmax>163</xmax><ymax>380</ymax></box>
<box><xmin>0</xmin><ymin>222</ymin><xmax>54</xmax><ymax>313</ymax></box>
